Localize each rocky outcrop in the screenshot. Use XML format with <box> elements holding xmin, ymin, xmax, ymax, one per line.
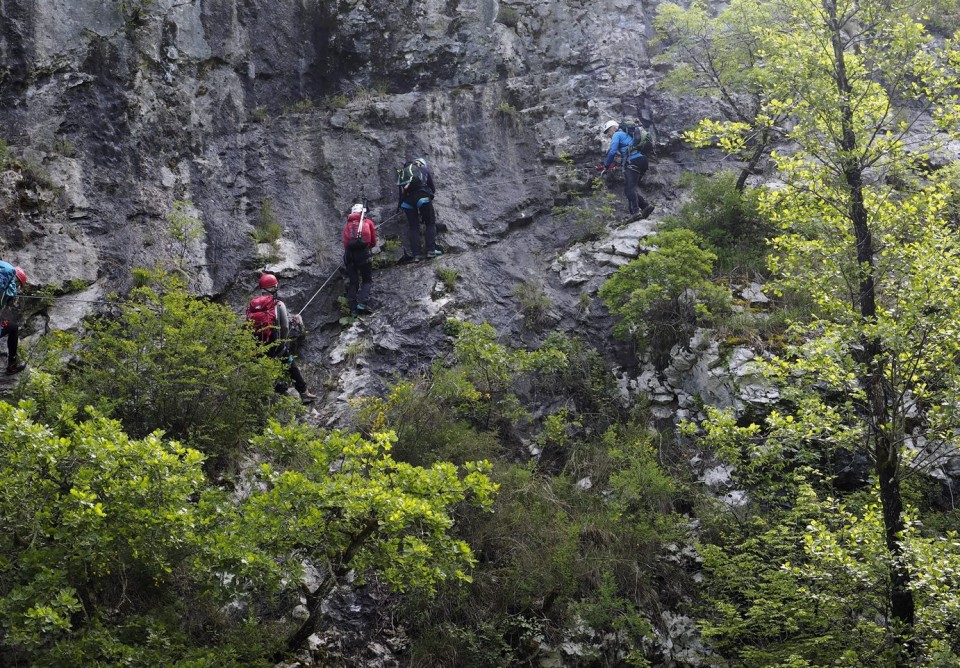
<box><xmin>0</xmin><ymin>0</ymin><xmax>714</xmax><ymax>408</ymax></box>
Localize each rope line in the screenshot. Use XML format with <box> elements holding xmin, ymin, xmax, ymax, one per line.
<box><xmin>296</xmin><ymin>265</ymin><xmax>343</xmax><ymax>317</ymax></box>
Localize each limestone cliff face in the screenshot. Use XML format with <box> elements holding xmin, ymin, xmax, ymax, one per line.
<box><xmin>0</xmin><ymin>0</ymin><xmax>713</xmax><ymax>411</ymax></box>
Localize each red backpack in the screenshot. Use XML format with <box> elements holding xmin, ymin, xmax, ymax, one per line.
<box><xmin>245</xmin><ymin>294</ymin><xmax>277</xmax><ymax>342</ymax></box>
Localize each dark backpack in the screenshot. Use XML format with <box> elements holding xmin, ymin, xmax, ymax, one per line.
<box><xmin>621</xmin><ymin>119</ymin><xmax>654</xmax><ymax>155</ymax></box>
<box><xmin>397</xmin><ymin>162</ymin><xmax>425</xmax><ymax>193</ymax></box>
<box><xmin>246</xmin><ymin>294</ymin><xmax>277</xmax><ymax>343</ymax></box>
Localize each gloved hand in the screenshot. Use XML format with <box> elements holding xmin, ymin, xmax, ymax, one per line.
<box><xmin>595</xmin><ymin>164</ymin><xmax>606</xmax><ymax>172</ymax></box>
<box><xmin>371</xmin><ymin>245</ymin><xmax>382</xmax><ymax>255</ymax></box>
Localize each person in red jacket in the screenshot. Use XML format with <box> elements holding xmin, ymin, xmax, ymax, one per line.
<box><xmin>342</xmin><ymin>203</ymin><xmax>377</xmax><ymax>316</ymax></box>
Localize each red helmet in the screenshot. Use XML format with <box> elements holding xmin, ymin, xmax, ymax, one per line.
<box><xmin>258</xmin><ymin>273</ymin><xmax>278</xmax><ymax>290</ymax></box>
<box><xmin>14</xmin><ymin>267</ymin><xmax>26</xmax><ymax>287</ymax></box>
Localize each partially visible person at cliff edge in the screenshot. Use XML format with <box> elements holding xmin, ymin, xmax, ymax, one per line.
<box><xmin>342</xmin><ymin>202</ymin><xmax>378</xmax><ymax>316</ymax></box>
<box><xmin>397</xmin><ymin>158</ymin><xmax>441</xmax><ymax>261</ymax></box>
<box><xmin>0</xmin><ymin>262</ymin><xmax>27</xmax><ymax>374</ymax></box>
<box><xmin>246</xmin><ymin>273</ymin><xmax>317</xmax><ymax>404</ymax></box>
<box><xmin>599</xmin><ymin>119</ymin><xmax>655</xmax><ymax>220</ymax></box>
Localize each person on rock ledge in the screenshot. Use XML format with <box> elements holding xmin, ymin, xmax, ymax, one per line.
<box><xmin>397</xmin><ymin>158</ymin><xmax>442</xmax><ymax>262</ymax></box>
<box><xmin>0</xmin><ymin>261</ymin><xmax>27</xmax><ymax>375</ymax></box>
<box><xmin>341</xmin><ymin>202</ymin><xmax>377</xmax><ymax>316</ymax></box>
<box><xmin>598</xmin><ymin>119</ymin><xmax>655</xmax><ymax>221</ymax></box>
<box><xmin>246</xmin><ymin>273</ymin><xmax>317</xmax><ymax>405</ymax></box>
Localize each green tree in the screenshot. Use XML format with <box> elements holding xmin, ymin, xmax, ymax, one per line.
<box><xmin>0</xmin><ymin>402</ymin><xmax>216</xmax><ymax>665</ymax></box>
<box><xmin>654</xmin><ymin>0</ymin><xmax>784</xmax><ymax>191</ymax></box>
<box><xmin>0</xmin><ymin>401</ymin><xmax>497</xmax><ymax>664</ymax></box>
<box><xmin>23</xmin><ymin>270</ymin><xmax>284</xmax><ymax>465</ymax></box>
<box><xmin>219</xmin><ymin>421</ymin><xmax>498</xmax><ymax>656</ymax></box>
<box><xmin>166</xmin><ymin>200</ymin><xmax>204</xmax><ymax>279</ymax></box>
<box><xmin>692</xmin><ymin>406</ymin><xmax>960</xmax><ymax>665</ymax></box>
<box><xmin>686</xmin><ymin>0</ymin><xmax>960</xmax><ymax>660</ymax></box>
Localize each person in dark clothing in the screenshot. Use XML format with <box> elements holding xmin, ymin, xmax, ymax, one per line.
<box><xmin>398</xmin><ymin>158</ymin><xmax>441</xmax><ymax>260</ymax></box>
<box><xmin>601</xmin><ymin>120</ymin><xmax>655</xmax><ymax>220</ymax></box>
<box><xmin>0</xmin><ymin>261</ymin><xmax>27</xmax><ymax>374</ymax></box>
<box><xmin>247</xmin><ymin>273</ymin><xmax>317</xmax><ymax>404</ymax></box>
<box><xmin>342</xmin><ymin>203</ymin><xmax>377</xmax><ymax>316</ymax></box>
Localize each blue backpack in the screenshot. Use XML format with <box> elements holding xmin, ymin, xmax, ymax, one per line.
<box><xmin>0</xmin><ymin>262</ymin><xmax>18</xmax><ymax>308</ymax></box>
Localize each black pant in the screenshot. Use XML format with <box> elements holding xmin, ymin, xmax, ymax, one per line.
<box><xmin>625</xmin><ymin>157</ymin><xmax>650</xmax><ymax>215</ymax></box>
<box><xmin>404</xmin><ymin>202</ymin><xmax>437</xmax><ymax>256</ymax></box>
<box><xmin>344</xmin><ymin>252</ymin><xmax>373</xmax><ymax>310</ymax></box>
<box><xmin>266</xmin><ymin>341</ymin><xmax>307</xmax><ymax>394</ymax></box>
<box><xmin>0</xmin><ymin>320</ymin><xmax>19</xmax><ymax>364</ymax></box>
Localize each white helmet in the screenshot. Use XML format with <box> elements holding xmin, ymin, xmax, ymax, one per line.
<box><xmin>602</xmin><ymin>120</ymin><xmax>619</xmax><ymax>134</ymax></box>
<box><xmin>413</xmin><ymin>158</ymin><xmax>427</xmax><ymax>168</ymax></box>
<box><xmin>351</xmin><ymin>203</ymin><xmax>364</xmax><ymax>214</ymax></box>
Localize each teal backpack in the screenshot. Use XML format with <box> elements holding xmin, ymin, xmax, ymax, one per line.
<box><xmin>620</xmin><ymin>119</ymin><xmax>654</xmax><ymax>155</ymax></box>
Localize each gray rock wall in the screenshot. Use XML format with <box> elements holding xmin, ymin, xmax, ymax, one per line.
<box><xmin>0</xmin><ymin>0</ymin><xmax>718</xmax><ymax>412</ymax></box>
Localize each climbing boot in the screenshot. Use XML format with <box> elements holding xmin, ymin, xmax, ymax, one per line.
<box><xmin>300</xmin><ymin>391</ymin><xmax>317</xmax><ymax>405</ymax></box>
<box><xmin>640</xmin><ymin>204</ymin><xmax>655</xmax><ymax>220</ymax></box>
<box><xmin>6</xmin><ymin>360</ymin><xmax>25</xmax><ymax>374</ymax></box>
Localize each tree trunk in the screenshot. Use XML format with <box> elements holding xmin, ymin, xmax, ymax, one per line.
<box><xmin>735</xmin><ymin>129</ymin><xmax>769</xmax><ymax>193</ymax></box>
<box><xmin>279</xmin><ymin>518</ymin><xmax>379</xmax><ymax>659</ymax></box>
<box><xmin>823</xmin><ymin>0</ymin><xmax>915</xmax><ymax>660</ymax></box>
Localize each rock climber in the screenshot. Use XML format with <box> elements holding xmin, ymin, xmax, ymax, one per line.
<box><xmin>599</xmin><ymin>119</ymin><xmax>655</xmax><ymax>220</ymax></box>
<box><xmin>246</xmin><ymin>273</ymin><xmax>317</xmax><ymax>404</ymax></box>
<box><xmin>397</xmin><ymin>158</ymin><xmax>442</xmax><ymax>261</ymax></box>
<box><xmin>342</xmin><ymin>202</ymin><xmax>377</xmax><ymax>316</ymax></box>
<box><xmin>0</xmin><ymin>261</ymin><xmax>27</xmax><ymax>374</ymax></box>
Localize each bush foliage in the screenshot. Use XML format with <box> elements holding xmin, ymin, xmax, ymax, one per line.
<box><xmin>21</xmin><ymin>271</ymin><xmax>284</xmax><ymax>465</ymax></box>
<box><xmin>599</xmin><ymin>228</ymin><xmax>731</xmax><ymax>363</ymax></box>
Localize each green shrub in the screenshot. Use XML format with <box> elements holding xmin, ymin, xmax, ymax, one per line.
<box><xmin>352</xmin><ymin>372</ymin><xmax>504</xmax><ymax>467</ymax></box>
<box><xmin>512</xmin><ymin>280</ymin><xmax>552</xmax><ymax>329</ymax></box>
<box><xmin>662</xmin><ymin>170</ymin><xmax>769</xmax><ymax>277</ymax></box>
<box><xmin>53</xmin><ymin>137</ymin><xmax>75</xmax><ymax>157</ymax></box>
<box><xmin>251</xmin><ymin>198</ymin><xmax>283</xmax><ymax>244</ymax></box>
<box><xmin>166</xmin><ymin>200</ymin><xmax>204</xmax><ymax>273</ymax></box>
<box><xmin>435</xmin><ymin>265</ymin><xmax>459</xmax><ymax>291</ymax></box>
<box><xmin>22</xmin><ymin>270</ymin><xmax>286</xmax><ymax>465</ymax></box>
<box><xmin>349</xmin><ymin>323</ymin><xmax>686</xmax><ymax>666</ymax></box>
<box><xmin>0</xmin><ymin>403</ymin><xmax>496</xmax><ymax>665</ymax></box>
<box><xmin>373</xmin><ymin>238</ymin><xmax>403</xmax><ymax>269</ymax></box>
<box><xmin>451</xmin><ymin>321</ymin><xmax>567</xmax><ymax>429</ymax></box>
<box><xmin>554</xmin><ymin>186</ymin><xmax>619</xmax><ymax>241</ymax></box>
<box><xmin>403</xmin><ymin>421</ymin><xmax>685</xmax><ymax>667</ymax></box>
<box><xmin>289</xmin><ymin>99</ymin><xmax>314</xmax><ymax>113</ymax></box>
<box><xmin>599</xmin><ymin>228</ymin><xmax>732</xmax><ymax>363</ymax></box>
<box><xmin>0</xmin><ymin>402</ymin><xmax>230</xmax><ymax>665</ymax></box>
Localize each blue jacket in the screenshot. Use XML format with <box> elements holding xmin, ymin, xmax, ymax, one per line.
<box><xmin>0</xmin><ymin>261</ymin><xmax>18</xmax><ymax>309</ymax></box>
<box><xmin>604</xmin><ymin>130</ymin><xmax>644</xmax><ymax>167</ymax></box>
